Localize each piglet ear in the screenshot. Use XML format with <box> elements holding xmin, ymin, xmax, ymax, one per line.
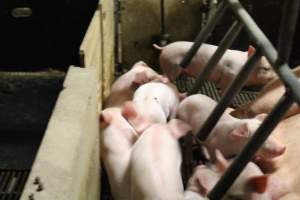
<box><xmin>254</xmin><ymin>113</ymin><xmax>268</xmax><ymax>121</ymax></box>
<box><xmin>248</xmin><ymin>45</ymin><xmax>256</xmax><ymax>58</ymax></box>
<box><xmin>196</xmin><ymin>174</ymin><xmax>210</xmax><ymax>196</ymax></box>
<box><xmin>168</xmin><ymin>119</ymin><xmax>191</xmax><ymax>139</ymax></box>
<box><xmin>159</xmin><ymin>75</ymin><xmax>170</xmax><ymax>83</ymax></box>
<box><xmin>215</xmin><ymin>149</ymin><xmax>229</xmax><ymax>172</ymax></box>
<box><xmin>178</xmin><ymin>92</ymin><xmax>187</xmax><ymax>101</ymax></box>
<box><xmin>247</xmin><ymin>175</ymin><xmax>269</xmax><ymax>194</ymax></box>
<box><xmin>133</xmin><ymin>71</ymin><xmax>150</xmax><ymax>85</ymax></box>
<box><xmin>122</xmin><ymin>101</ymin><xmax>138</xmax><ymax>120</ymax></box>
<box><xmin>122</xmin><ymin>101</ymin><xmax>152</xmax><ymax>134</ymax></box>
<box><xmin>99</xmin><ymin>111</ymin><xmax>112</xmax><ymax>129</ymax></box>
<box><xmin>229</xmin><ymin>123</ymin><xmax>250</xmax><ymax>140</ymax></box>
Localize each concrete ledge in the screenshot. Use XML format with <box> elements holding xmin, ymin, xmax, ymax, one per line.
<box><xmin>21</xmin><ymin>66</ymin><xmax>100</xmax><ymax>200</ymax></box>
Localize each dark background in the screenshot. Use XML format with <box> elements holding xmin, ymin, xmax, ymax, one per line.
<box><xmin>0</xmin><ymin>0</ymin><xmax>299</xmax><ymax>71</ymax></box>
<box><xmin>0</xmin><ymin>0</ymin><xmax>98</xmax><ymax>71</ymax></box>
<box><xmin>0</xmin><ymin>0</ymin><xmax>98</xmax><ymax>170</ymax></box>
<box><xmin>209</xmin><ymin>0</ymin><xmax>300</xmax><ymax>67</ymax></box>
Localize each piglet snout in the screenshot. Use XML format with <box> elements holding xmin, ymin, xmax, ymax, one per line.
<box><xmin>259</xmin><ymin>136</ymin><xmax>286</xmax><ymax>159</ymax></box>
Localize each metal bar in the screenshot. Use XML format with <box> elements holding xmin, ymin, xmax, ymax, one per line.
<box><xmin>197</xmin><ymin>49</ymin><xmax>262</xmax><ymax>141</ymax></box>
<box><xmin>277</xmin><ymin>0</ymin><xmax>300</xmax><ymax>63</ymax></box>
<box><xmin>180</xmin><ymin>1</ymin><xmax>228</xmax><ymax>68</ymax></box>
<box><xmin>188</xmin><ymin>20</ymin><xmax>243</xmax><ymax>95</ymax></box>
<box><xmin>226</xmin><ymin>0</ymin><xmax>300</xmax><ymax>106</ymax></box>
<box><xmin>208</xmin><ymin>92</ymin><xmax>294</xmax><ymax>199</ymax></box>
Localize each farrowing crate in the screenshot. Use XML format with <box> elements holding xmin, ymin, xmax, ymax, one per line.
<box><xmin>20</xmin><ymin>0</ymin><xmax>300</xmax><ymax>199</ymax></box>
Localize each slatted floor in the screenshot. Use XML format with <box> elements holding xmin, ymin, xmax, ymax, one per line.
<box><xmin>176</xmin><ymin>75</ymin><xmax>258</xmax><ymax>108</ymax></box>
<box><xmin>0</xmin><ymin>170</ymin><xmax>30</xmax><ymax>200</ymax></box>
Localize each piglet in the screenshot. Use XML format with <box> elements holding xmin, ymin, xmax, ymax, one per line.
<box><xmin>130</xmin><ymin>119</ymin><xmax>191</xmax><ymax>200</ymax></box>
<box><xmin>177</xmin><ymin>94</ymin><xmax>286</xmax><ymax>161</ymax></box>
<box><xmin>100</xmin><ymin>106</ymin><xmax>141</xmax><ymax>200</ymax></box>
<box><xmin>104</xmin><ymin>61</ymin><xmax>168</xmax><ymax>108</ymax></box>
<box><xmin>184</xmin><ymin>150</ymin><xmax>271</xmax><ymax>200</ymax></box>
<box><xmin>123</xmin><ymin>81</ymin><xmax>184</xmax><ymax>130</ymax></box>
<box><xmin>231</xmin><ymin>65</ymin><xmax>300</xmax><ymax>119</ymax></box>
<box><xmin>154</xmin><ymin>41</ymin><xmax>276</xmax><ymax>91</ymax></box>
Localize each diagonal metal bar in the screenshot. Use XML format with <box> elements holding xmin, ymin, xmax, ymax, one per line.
<box><xmin>197</xmin><ymin>48</ymin><xmax>262</xmax><ymax>141</ymax></box>
<box><xmin>188</xmin><ymin>20</ymin><xmax>243</xmax><ymax>95</ymax></box>
<box><xmin>277</xmin><ymin>0</ymin><xmax>300</xmax><ymax>63</ymax></box>
<box><xmin>180</xmin><ymin>1</ymin><xmax>228</xmax><ymax>68</ymax></box>
<box><xmin>208</xmin><ymin>91</ymin><xmax>294</xmax><ymax>200</ymax></box>
<box><xmin>226</xmin><ymin>0</ymin><xmax>300</xmax><ymax>106</ymax></box>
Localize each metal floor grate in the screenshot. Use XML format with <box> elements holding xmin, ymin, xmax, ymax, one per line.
<box><xmin>176</xmin><ymin>75</ymin><xmax>258</xmax><ymax>108</ymax></box>
<box><xmin>0</xmin><ymin>170</ymin><xmax>30</xmax><ymax>200</ymax></box>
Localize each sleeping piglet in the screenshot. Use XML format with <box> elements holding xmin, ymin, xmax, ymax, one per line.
<box><xmin>130</xmin><ymin>119</ymin><xmax>191</xmax><ymax>200</ymax></box>
<box><xmin>104</xmin><ymin>61</ymin><xmax>168</xmax><ymax>108</ymax></box>
<box><xmin>176</xmin><ymin>94</ymin><xmax>286</xmax><ymax>161</ymax></box>
<box><xmin>184</xmin><ymin>150</ymin><xmax>272</xmax><ymax>200</ymax></box>
<box><xmin>154</xmin><ymin>41</ymin><xmax>276</xmax><ymax>91</ymax></box>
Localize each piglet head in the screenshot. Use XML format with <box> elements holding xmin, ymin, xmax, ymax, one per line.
<box><xmin>214</xmin><ymin>149</ymin><xmax>269</xmax><ymax>196</ymax></box>
<box><xmin>247</xmin><ymin>46</ymin><xmax>277</xmax><ymax>86</ymax></box>
<box><xmin>230</xmin><ymin>114</ymin><xmax>286</xmax><ymax>160</ymax></box>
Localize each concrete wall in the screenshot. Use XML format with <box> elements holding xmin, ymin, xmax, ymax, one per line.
<box><xmin>20</xmin><ymin>67</ymin><xmax>100</xmax><ymax>200</ymax></box>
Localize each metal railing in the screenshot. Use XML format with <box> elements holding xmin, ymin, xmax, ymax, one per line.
<box><xmin>180</xmin><ymin>0</ymin><xmax>300</xmax><ymax>199</ymax></box>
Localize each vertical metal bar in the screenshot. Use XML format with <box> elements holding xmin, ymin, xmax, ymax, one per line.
<box><xmin>188</xmin><ymin>20</ymin><xmax>243</xmax><ymax>95</ymax></box>
<box><xmin>277</xmin><ymin>0</ymin><xmax>300</xmax><ymax>63</ymax></box>
<box><xmin>208</xmin><ymin>92</ymin><xmax>294</xmax><ymax>200</ymax></box>
<box><xmin>180</xmin><ymin>1</ymin><xmax>228</xmax><ymax>68</ymax></box>
<box><xmin>197</xmin><ymin>49</ymin><xmax>262</xmax><ymax>141</ymax></box>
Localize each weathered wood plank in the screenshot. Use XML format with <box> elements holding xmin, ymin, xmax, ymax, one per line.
<box><xmin>80</xmin><ymin>4</ymin><xmax>104</xmax><ymax>112</ymax></box>
<box><xmin>101</xmin><ymin>0</ymin><xmax>115</xmax><ymax>99</ymax></box>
